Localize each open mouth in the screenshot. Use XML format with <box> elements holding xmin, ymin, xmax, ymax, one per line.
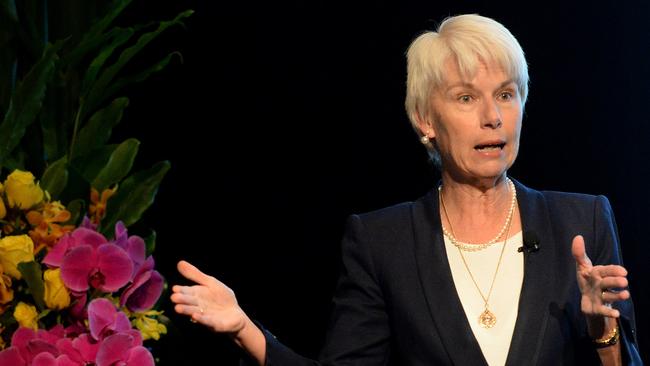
<box><xmin>474</xmin><ymin>142</ymin><xmax>506</xmax><ymax>152</ymax></box>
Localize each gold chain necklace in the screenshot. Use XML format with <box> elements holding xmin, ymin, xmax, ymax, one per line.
<box><xmin>439</xmin><ymin>180</ymin><xmax>516</xmax><ymax>328</ymax></box>
<box><xmin>438</xmin><ymin>178</ymin><xmax>516</xmax><ymax>251</ymax></box>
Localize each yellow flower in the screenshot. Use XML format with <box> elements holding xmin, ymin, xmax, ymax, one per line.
<box><xmin>0</xmin><ymin>182</ymin><xmax>6</xmax><ymax>219</ymax></box>
<box><xmin>89</xmin><ymin>186</ymin><xmax>118</xmax><ymax>225</ymax></box>
<box><xmin>14</xmin><ymin>302</ymin><xmax>38</xmax><ymax>330</ymax></box>
<box><xmin>0</xmin><ymin>327</ymin><xmax>5</xmax><ymax>350</ymax></box>
<box><xmin>4</xmin><ymin>170</ymin><xmax>44</xmax><ymax>210</ymax></box>
<box><xmin>132</xmin><ymin>310</ymin><xmax>167</xmax><ymax>340</ymax></box>
<box><xmin>0</xmin><ymin>235</ymin><xmax>34</xmax><ymax>279</ymax></box>
<box><xmin>0</xmin><ymin>263</ymin><xmax>13</xmax><ymax>310</ymax></box>
<box><xmin>43</xmin><ymin>268</ymin><xmax>70</xmax><ymax>310</ymax></box>
<box><xmin>27</xmin><ymin>201</ymin><xmax>75</xmax><ymax>254</ymax></box>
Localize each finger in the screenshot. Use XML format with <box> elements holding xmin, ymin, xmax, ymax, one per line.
<box><xmin>599</xmin><ymin>276</ymin><xmax>629</xmax><ymax>290</ymax></box>
<box><xmin>170</xmin><ymin>293</ymin><xmax>199</xmax><ymax>306</ymax></box>
<box><xmin>174</xmin><ymin>303</ymin><xmax>203</xmax><ymax>317</ymax></box>
<box><xmin>191</xmin><ymin>311</ymin><xmax>205</xmax><ymax>324</ymax></box>
<box><xmin>571</xmin><ymin>235</ymin><xmax>592</xmax><ymax>268</ymax></box>
<box><xmin>177</xmin><ymin>260</ymin><xmax>214</xmax><ymax>287</ymax></box>
<box><xmin>602</xmin><ymin>289</ymin><xmax>631</xmax><ymax>303</ymax></box>
<box><xmin>596</xmin><ymin>265</ymin><xmax>628</xmax><ymax>278</ymax></box>
<box><xmin>171</xmin><ymin>285</ymin><xmax>197</xmax><ymax>296</ymax></box>
<box><xmin>172</xmin><ymin>285</ymin><xmax>195</xmax><ymax>294</ymax></box>
<box><xmin>597</xmin><ymin>304</ymin><xmax>620</xmax><ymax>318</ymax></box>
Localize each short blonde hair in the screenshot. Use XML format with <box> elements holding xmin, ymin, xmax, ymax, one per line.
<box><xmin>405</xmin><ymin>14</ymin><xmax>529</xmax><ymax>164</ymax></box>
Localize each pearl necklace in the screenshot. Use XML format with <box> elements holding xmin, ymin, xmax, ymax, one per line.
<box><xmin>438</xmin><ymin>178</ymin><xmax>517</xmax><ymax>252</ymax></box>
<box><xmin>439</xmin><ymin>178</ymin><xmax>517</xmax><ymax>328</ymax></box>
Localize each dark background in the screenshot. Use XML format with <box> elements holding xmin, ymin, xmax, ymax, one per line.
<box><xmin>114</xmin><ymin>0</ymin><xmax>650</xmax><ymax>364</ymax></box>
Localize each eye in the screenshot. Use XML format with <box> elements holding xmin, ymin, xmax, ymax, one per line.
<box><xmin>498</xmin><ymin>90</ymin><xmax>515</xmax><ymax>101</ymax></box>
<box><xmin>458</xmin><ymin>95</ymin><xmax>473</xmax><ymax>103</ymax></box>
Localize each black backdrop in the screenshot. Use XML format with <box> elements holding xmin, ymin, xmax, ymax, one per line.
<box><xmin>113</xmin><ymin>1</ymin><xmax>650</xmax><ymax>364</ymax></box>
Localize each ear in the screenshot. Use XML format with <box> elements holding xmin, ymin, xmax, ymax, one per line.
<box><xmin>414</xmin><ymin>110</ymin><xmax>436</xmax><ymax>139</ymax></box>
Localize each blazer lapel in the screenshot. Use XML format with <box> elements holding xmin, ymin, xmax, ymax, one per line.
<box><xmin>411</xmin><ymin>189</ymin><xmax>488</xmax><ymax>366</ymax></box>
<box><xmin>411</xmin><ymin>180</ymin><xmax>557</xmax><ymax>366</ymax></box>
<box><xmin>505</xmin><ymin>179</ymin><xmax>557</xmax><ymax>365</ymax></box>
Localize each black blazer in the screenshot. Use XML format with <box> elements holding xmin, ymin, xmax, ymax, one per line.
<box><xmin>251</xmin><ymin>180</ymin><xmax>643</xmax><ymax>365</ymax></box>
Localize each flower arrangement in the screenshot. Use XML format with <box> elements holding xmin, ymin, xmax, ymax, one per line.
<box><xmin>0</xmin><ymin>170</ymin><xmax>167</xmax><ymax>365</ymax></box>
<box><xmin>0</xmin><ymin>0</ymin><xmax>192</xmax><ymax>364</ymax></box>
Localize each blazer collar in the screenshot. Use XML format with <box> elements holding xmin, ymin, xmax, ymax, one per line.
<box><xmin>411</xmin><ymin>178</ymin><xmax>556</xmax><ymax>366</ymax></box>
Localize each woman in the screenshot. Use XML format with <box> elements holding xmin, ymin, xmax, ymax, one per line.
<box><xmin>171</xmin><ymin>14</ymin><xmax>642</xmax><ymax>365</ymax></box>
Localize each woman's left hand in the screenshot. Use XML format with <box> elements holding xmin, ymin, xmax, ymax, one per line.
<box><xmin>571</xmin><ymin>235</ymin><xmax>630</xmax><ymax>319</ymax></box>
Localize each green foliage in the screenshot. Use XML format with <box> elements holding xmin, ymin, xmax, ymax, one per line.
<box><xmin>91</xmin><ymin>138</ymin><xmax>139</xmax><ymax>191</ymax></box>
<box><xmin>41</xmin><ymin>155</ymin><xmax>68</xmax><ymax>197</ymax></box>
<box><xmin>18</xmin><ymin>261</ymin><xmax>45</xmax><ymax>311</ymax></box>
<box><xmin>0</xmin><ymin>0</ymin><xmax>191</xmax><ymax>229</ymax></box>
<box><xmin>101</xmin><ymin>160</ymin><xmax>170</xmax><ymax>236</ymax></box>
<box><xmin>144</xmin><ymin>229</ymin><xmax>157</xmax><ymax>256</ymax></box>
<box><xmin>0</xmin><ymin>41</ymin><xmax>62</xmax><ymax>169</ymax></box>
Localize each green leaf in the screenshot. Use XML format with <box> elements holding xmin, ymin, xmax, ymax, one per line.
<box><xmin>40</xmin><ymin>69</ymin><xmax>76</xmax><ymax>164</ymax></box>
<box><xmin>62</xmin><ymin>0</ymin><xmax>134</xmax><ymax>67</ymax></box>
<box><xmin>82</xmin><ymin>9</ymin><xmax>193</xmax><ymax>119</ymax></box>
<box><xmin>0</xmin><ymin>40</ymin><xmax>63</xmax><ymax>169</ymax></box>
<box><xmin>80</xmin><ymin>28</ymin><xmax>135</xmax><ymax>98</ymax></box>
<box><xmin>101</xmin><ymin>161</ymin><xmax>170</xmax><ymax>235</ymax></box>
<box><xmin>105</xmin><ymin>52</ymin><xmax>181</xmax><ymax>98</ymax></box>
<box><xmin>3</xmin><ymin>147</ymin><xmax>25</xmax><ymax>173</ymax></box>
<box><xmin>91</xmin><ymin>138</ymin><xmax>139</xmax><ymax>191</ymax></box>
<box><xmin>0</xmin><ymin>304</ymin><xmax>17</xmax><ymax>327</ymax></box>
<box><xmin>18</xmin><ymin>261</ymin><xmax>45</xmax><ymax>311</ymax></box>
<box><xmin>65</xmin><ymin>198</ymin><xmax>85</xmax><ymax>226</ymax></box>
<box><xmin>41</xmin><ymin>155</ymin><xmax>68</xmax><ymax>199</ymax></box>
<box><xmin>71</xmin><ymin>97</ymin><xmax>128</xmax><ymax>160</ymax></box>
<box><xmin>37</xmin><ymin>309</ymin><xmax>51</xmax><ymax>320</ymax></box>
<box><xmin>144</xmin><ymin>229</ymin><xmax>156</xmax><ymax>256</ymax></box>
<box><xmin>56</xmin><ymin>163</ymin><xmax>90</xmax><ymax>206</ymax></box>
<box><xmin>71</xmin><ymin>144</ymin><xmax>117</xmax><ymax>183</ymax></box>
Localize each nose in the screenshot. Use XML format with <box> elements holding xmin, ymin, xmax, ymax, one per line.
<box><xmin>481</xmin><ymin>100</ymin><xmax>502</xmax><ymax>129</ymax></box>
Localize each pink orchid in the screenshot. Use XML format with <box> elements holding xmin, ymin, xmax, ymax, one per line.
<box><xmin>0</xmin><ymin>347</ymin><xmax>24</xmax><ymax>365</ymax></box>
<box><xmin>120</xmin><ymin>256</ymin><xmax>164</xmax><ymax>312</ymax></box>
<box><xmin>30</xmin><ymin>352</ymin><xmax>78</xmax><ymax>366</ymax></box>
<box><xmin>79</xmin><ymin>216</ymin><xmax>97</xmax><ymax>231</ymax></box>
<box><xmin>43</xmin><ymin>228</ymin><xmax>107</xmax><ymax>268</ymax></box>
<box><xmin>95</xmin><ymin>332</ymin><xmax>154</xmax><ymax>366</ymax></box>
<box><xmin>0</xmin><ymin>327</ymin><xmax>60</xmax><ymax>366</ymax></box>
<box><xmin>44</xmin><ymin>227</ymin><xmax>133</xmax><ymax>293</ymax></box>
<box><xmin>67</xmin><ymin>291</ymin><xmax>88</xmax><ymax>321</ymax></box>
<box><xmin>61</xmin><ymin>244</ymin><xmax>133</xmax><ymax>293</ymax></box>
<box><xmin>55</xmin><ymin>334</ymin><xmax>99</xmax><ymax>365</ymax></box>
<box><xmin>87</xmin><ymin>298</ymin><xmax>131</xmax><ymax>341</ymax></box>
<box><xmin>111</xmin><ymin>222</ymin><xmax>146</xmax><ymax>279</ymax></box>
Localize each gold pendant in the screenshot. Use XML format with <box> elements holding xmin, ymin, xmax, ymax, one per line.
<box><xmin>479</xmin><ymin>308</ymin><xmax>496</xmax><ymax>328</ymax></box>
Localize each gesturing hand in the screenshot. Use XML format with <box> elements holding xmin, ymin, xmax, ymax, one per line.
<box><xmin>171</xmin><ymin>260</ymin><xmax>248</xmax><ymax>335</ymax></box>
<box><xmin>571</xmin><ymin>235</ymin><xmax>630</xmax><ymax>319</ymax></box>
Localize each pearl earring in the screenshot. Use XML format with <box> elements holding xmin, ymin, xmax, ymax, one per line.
<box><xmin>420</xmin><ymin>135</ymin><xmax>430</xmax><ymax>144</ymax></box>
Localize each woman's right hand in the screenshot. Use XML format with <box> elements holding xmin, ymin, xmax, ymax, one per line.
<box><xmin>171</xmin><ymin>260</ymin><xmax>248</xmax><ymax>335</ymax></box>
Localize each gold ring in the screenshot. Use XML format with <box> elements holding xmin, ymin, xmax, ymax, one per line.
<box><xmin>601</xmin><ymin>289</ymin><xmax>613</xmax><ymax>307</ymax></box>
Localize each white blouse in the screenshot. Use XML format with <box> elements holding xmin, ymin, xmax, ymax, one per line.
<box><xmin>443</xmin><ymin>231</ymin><xmax>524</xmax><ymax>366</ymax></box>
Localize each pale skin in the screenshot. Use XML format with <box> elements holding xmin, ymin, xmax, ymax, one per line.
<box><xmin>171</xmin><ymin>59</ymin><xmax>630</xmax><ymax>365</ymax></box>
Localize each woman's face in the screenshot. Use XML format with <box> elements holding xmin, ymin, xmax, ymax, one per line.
<box><xmin>425</xmin><ymin>60</ymin><xmax>523</xmax><ymax>183</ymax></box>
